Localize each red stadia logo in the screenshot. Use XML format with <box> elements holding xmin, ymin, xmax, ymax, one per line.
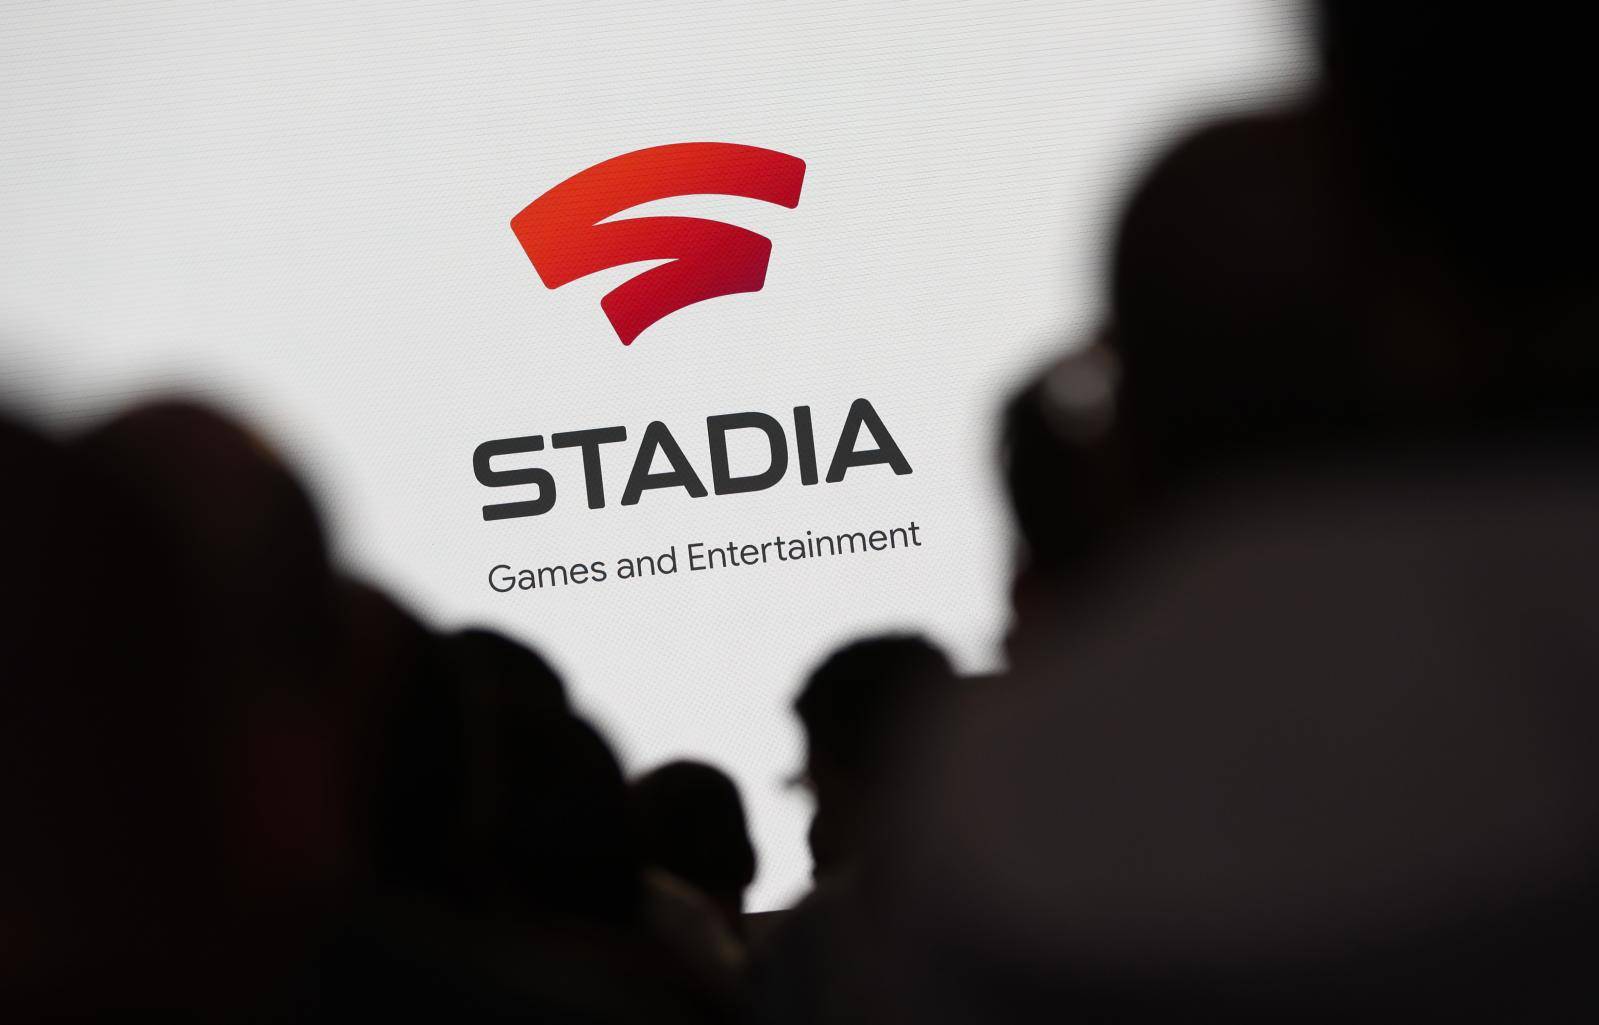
<box><xmin>510</xmin><ymin>142</ymin><xmax>806</xmax><ymax>345</ymax></box>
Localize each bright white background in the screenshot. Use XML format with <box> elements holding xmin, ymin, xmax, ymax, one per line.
<box><xmin>1</xmin><ymin>0</ymin><xmax>1311</xmax><ymax>909</ymax></box>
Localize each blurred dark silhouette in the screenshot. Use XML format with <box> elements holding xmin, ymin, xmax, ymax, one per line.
<box><xmin>745</xmin><ymin>636</ymin><xmax>959</xmax><ymax>1025</ymax></box>
<box><xmin>73</xmin><ymin>403</ymin><xmax>349</xmax><ymax>1017</ymax></box>
<box><xmin>792</xmin><ymin>636</ymin><xmax>957</xmax><ymax>883</ymax></box>
<box><xmin>442</xmin><ymin>626</ymin><xmax>569</xmax><ymax>715</ymax></box>
<box><xmin>320</xmin><ymin>616</ymin><xmax>733</xmax><ymax>1021</ymax></box>
<box><xmin>1319</xmin><ymin>3</ymin><xmax>1599</xmax><ymax>307</ymax></box>
<box><xmin>631</xmin><ymin>761</ymin><xmax>758</xmax><ymax>992</ymax></box>
<box><xmin>882</xmin><ymin>460</ymin><xmax>1599</xmax><ymax>1021</ymax></box>
<box><xmin>0</xmin><ymin>415</ymin><xmax>195</xmax><ymax>1017</ymax></box>
<box><xmin>633</xmin><ymin>761</ymin><xmax>758</xmax><ymax>931</ymax></box>
<box><xmin>898</xmin><ymin>3</ymin><xmax>1599</xmax><ymax>1020</ymax></box>
<box><xmin>1</xmin><ymin>403</ymin><xmax>733</xmax><ymax>1022</ymax></box>
<box><xmin>367</xmin><ymin>622</ymin><xmax>636</xmax><ymax>922</ymax></box>
<box><xmin>1000</xmin><ymin>331</ymin><xmax>1131</xmax><ymax>656</ymax></box>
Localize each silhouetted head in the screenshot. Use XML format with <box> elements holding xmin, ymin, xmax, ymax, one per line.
<box><xmin>439</xmin><ymin>627</ymin><xmax>567</xmax><ymax>717</ymax></box>
<box><xmin>1319</xmin><ymin>3</ymin><xmax>1599</xmax><ymax>301</ymax></box>
<box><xmin>1110</xmin><ymin>93</ymin><xmax>1599</xmax><ymax>511</ymax></box>
<box><xmin>1001</xmin><ymin>334</ymin><xmax>1135</xmax><ymax>648</ymax></box>
<box><xmin>489</xmin><ymin>710</ymin><xmax>639</xmax><ymax>924</ymax></box>
<box><xmin>445</xmin><ymin>629</ymin><xmax>633</xmax><ymax>920</ymax></box>
<box><xmin>1314</xmin><ymin>4</ymin><xmax>1599</xmax><ymax>426</ymax></box>
<box><xmin>1109</xmin><ymin>108</ymin><xmax>1404</xmax><ymax>491</ymax></box>
<box><xmin>371</xmin><ymin>625</ymin><xmax>638</xmax><ymax>924</ymax></box>
<box><xmin>795</xmin><ymin>636</ymin><xmax>956</xmax><ymax>880</ymax></box>
<box><xmin>631</xmin><ymin>761</ymin><xmax>757</xmax><ymax>928</ymax></box>
<box><xmin>72</xmin><ymin>405</ymin><xmax>347</xmax><ymax>896</ymax></box>
<box><xmin>74</xmin><ymin>400</ymin><xmax>337</xmax><ymax>690</ymax></box>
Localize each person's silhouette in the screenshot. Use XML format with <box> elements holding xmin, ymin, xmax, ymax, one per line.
<box><xmin>793</xmin><ymin>636</ymin><xmax>956</xmax><ymax>883</ymax></box>
<box><xmin>632</xmin><ymin>760</ymin><xmax>757</xmax><ymax>932</ymax></box>
<box><xmin>631</xmin><ymin>761</ymin><xmax>758</xmax><ymax>990</ymax></box>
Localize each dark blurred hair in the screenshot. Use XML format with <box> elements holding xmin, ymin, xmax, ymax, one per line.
<box><xmin>631</xmin><ymin>761</ymin><xmax>756</xmax><ymax>900</ymax></box>
<box><xmin>440</xmin><ymin>627</ymin><xmax>567</xmax><ymax>715</ymax></box>
<box><xmin>75</xmin><ymin>401</ymin><xmax>337</xmax><ymax>690</ymax></box>
<box><xmin>370</xmin><ymin>626</ymin><xmax>638</xmax><ymax>924</ymax></box>
<box><xmin>1318</xmin><ymin>3</ymin><xmax>1599</xmax><ymax>299</ymax></box>
<box><xmin>795</xmin><ymin>636</ymin><xmax>956</xmax><ymax>783</ymax></box>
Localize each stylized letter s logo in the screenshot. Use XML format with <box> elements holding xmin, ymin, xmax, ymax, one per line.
<box><xmin>511</xmin><ymin>143</ymin><xmax>805</xmax><ymax>345</ymax></box>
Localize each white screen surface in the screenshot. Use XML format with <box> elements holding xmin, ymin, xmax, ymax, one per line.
<box><xmin>1</xmin><ymin>0</ymin><xmax>1311</xmax><ymax>909</ymax></box>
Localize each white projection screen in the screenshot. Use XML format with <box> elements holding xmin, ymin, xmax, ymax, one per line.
<box><xmin>0</xmin><ymin>0</ymin><xmax>1312</xmax><ymax>909</ymax></box>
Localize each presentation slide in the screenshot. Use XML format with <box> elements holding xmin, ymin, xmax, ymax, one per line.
<box><xmin>1</xmin><ymin>1</ymin><xmax>1309</xmax><ymax>908</ymax></box>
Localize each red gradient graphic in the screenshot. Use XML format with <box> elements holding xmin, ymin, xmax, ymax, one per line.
<box><xmin>511</xmin><ymin>143</ymin><xmax>806</xmax><ymax>345</ymax></box>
